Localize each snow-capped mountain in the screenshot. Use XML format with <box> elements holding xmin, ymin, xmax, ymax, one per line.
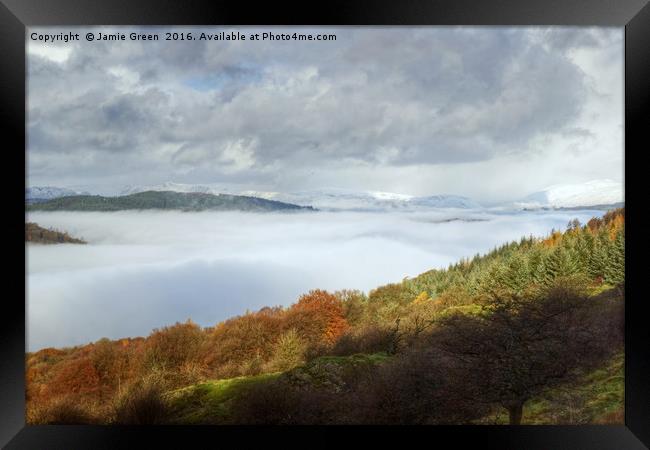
<box><xmin>119</xmin><ymin>183</ymin><xmax>481</xmax><ymax>211</ymax></box>
<box><xmin>409</xmin><ymin>195</ymin><xmax>482</xmax><ymax>209</ymax></box>
<box><xmin>26</xmin><ymin>186</ymin><xmax>90</xmax><ymax>203</ymax></box>
<box><xmin>266</xmin><ymin>190</ymin><xmax>482</xmax><ymax>211</ymax></box>
<box><xmin>515</xmin><ymin>180</ymin><xmax>623</xmax><ymax>209</ymax></box>
<box><xmin>33</xmin><ymin>180</ymin><xmax>622</xmax><ymax>211</ymax></box>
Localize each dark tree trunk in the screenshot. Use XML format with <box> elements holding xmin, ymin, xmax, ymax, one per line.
<box><xmin>508</xmin><ymin>402</ymin><xmax>524</xmax><ymax>425</ymax></box>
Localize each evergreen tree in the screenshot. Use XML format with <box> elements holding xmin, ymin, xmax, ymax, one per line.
<box><xmin>478</xmin><ymin>262</ymin><xmax>508</xmax><ymax>296</ymax></box>
<box><xmin>527</xmin><ymin>246</ymin><xmax>548</xmax><ymax>285</ymax></box>
<box><xmin>588</xmin><ymin>229</ymin><xmax>610</xmax><ymax>281</ymax></box>
<box><xmin>576</xmin><ymin>230</ymin><xmax>595</xmax><ymax>272</ymax></box>
<box><xmin>544</xmin><ymin>245</ymin><xmax>579</xmax><ymax>284</ymax></box>
<box><xmin>500</xmin><ymin>252</ymin><xmax>530</xmax><ymax>294</ymax></box>
<box><xmin>604</xmin><ymin>230</ymin><xmax>625</xmax><ymax>285</ymax></box>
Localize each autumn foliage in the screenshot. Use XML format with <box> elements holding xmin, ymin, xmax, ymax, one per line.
<box><xmin>286</xmin><ymin>290</ymin><xmax>349</xmax><ymax>348</ymax></box>
<box><xmin>26</xmin><ymin>289</ymin><xmax>350</xmax><ymax>422</ymax></box>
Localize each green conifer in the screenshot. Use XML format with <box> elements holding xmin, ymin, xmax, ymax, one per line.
<box><xmin>604</xmin><ymin>230</ymin><xmax>625</xmax><ymax>285</ymax></box>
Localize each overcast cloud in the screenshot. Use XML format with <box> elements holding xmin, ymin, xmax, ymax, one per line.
<box><xmin>27</xmin><ymin>27</ymin><xmax>623</xmax><ymax>201</ymax></box>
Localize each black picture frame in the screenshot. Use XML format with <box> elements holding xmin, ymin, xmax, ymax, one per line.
<box><xmin>2</xmin><ymin>1</ymin><xmax>648</xmax><ymax>448</ymax></box>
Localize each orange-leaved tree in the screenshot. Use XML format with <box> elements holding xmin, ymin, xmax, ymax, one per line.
<box><xmin>285</xmin><ymin>289</ymin><xmax>349</xmax><ymax>352</ymax></box>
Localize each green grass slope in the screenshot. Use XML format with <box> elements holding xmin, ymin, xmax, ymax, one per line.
<box><xmin>164</xmin><ymin>350</ymin><xmax>621</xmax><ymax>425</ymax></box>
<box><xmin>524</xmin><ymin>351</ymin><xmax>624</xmax><ymax>424</ymax></box>
<box><xmin>479</xmin><ymin>351</ymin><xmax>624</xmax><ymax>424</ymax></box>
<box><xmin>164</xmin><ymin>353</ymin><xmax>390</xmax><ymax>424</ymax></box>
<box><xmin>164</xmin><ymin>372</ymin><xmax>282</xmax><ymax>424</ymax></box>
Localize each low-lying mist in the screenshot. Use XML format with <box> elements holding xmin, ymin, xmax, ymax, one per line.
<box><xmin>26</xmin><ymin>209</ymin><xmax>603</xmax><ymax>351</ymax></box>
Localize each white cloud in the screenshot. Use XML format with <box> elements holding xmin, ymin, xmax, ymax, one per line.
<box><xmin>28</xmin><ymin>42</ymin><xmax>73</xmax><ymax>63</ymax></box>
<box><xmin>220</xmin><ymin>138</ymin><xmax>257</xmax><ymax>171</ymax></box>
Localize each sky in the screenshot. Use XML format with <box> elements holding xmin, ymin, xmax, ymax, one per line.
<box><xmin>27</xmin><ymin>27</ymin><xmax>624</xmax><ymax>202</ymax></box>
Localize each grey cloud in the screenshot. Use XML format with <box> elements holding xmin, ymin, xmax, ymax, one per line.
<box><xmin>542</xmin><ymin>27</ymin><xmax>616</xmax><ymax>51</ymax></box>
<box><xmin>27</xmin><ymin>26</ymin><xmax>622</xmax><ymax>196</ymax></box>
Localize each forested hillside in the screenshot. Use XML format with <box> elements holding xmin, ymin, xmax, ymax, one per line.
<box><xmin>25</xmin><ymin>222</ymin><xmax>86</xmax><ymax>244</ymax></box>
<box><xmin>27</xmin><ymin>190</ymin><xmax>314</xmax><ymax>212</ymax></box>
<box><xmin>26</xmin><ymin>208</ymin><xmax>624</xmax><ymax>425</ymax></box>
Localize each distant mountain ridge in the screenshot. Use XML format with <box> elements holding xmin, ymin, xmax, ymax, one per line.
<box><xmin>119</xmin><ymin>184</ymin><xmax>482</xmax><ymax>211</ymax></box>
<box><xmin>28</xmin><ymin>179</ymin><xmax>623</xmax><ymax>211</ymax></box>
<box><xmin>27</xmin><ymin>190</ymin><xmax>315</xmax><ymax>213</ymax></box>
<box><xmin>120</xmin><ymin>182</ymin><xmax>217</xmax><ymax>196</ymax></box>
<box><xmin>119</xmin><ymin>180</ymin><xmax>620</xmax><ymax>210</ymax></box>
<box><xmin>26</xmin><ymin>186</ymin><xmax>90</xmax><ymax>204</ymax></box>
<box><xmin>522</xmin><ymin>202</ymin><xmax>625</xmax><ymax>212</ymax></box>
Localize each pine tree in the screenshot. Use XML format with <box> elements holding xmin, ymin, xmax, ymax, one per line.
<box><xmin>527</xmin><ymin>246</ymin><xmax>548</xmax><ymax>285</ymax></box>
<box><xmin>479</xmin><ymin>262</ymin><xmax>508</xmax><ymax>296</ymax></box>
<box><xmin>501</xmin><ymin>252</ymin><xmax>530</xmax><ymax>294</ymax></box>
<box><xmin>576</xmin><ymin>230</ymin><xmax>595</xmax><ymax>270</ymax></box>
<box><xmin>588</xmin><ymin>229</ymin><xmax>610</xmax><ymax>281</ymax></box>
<box><xmin>604</xmin><ymin>230</ymin><xmax>625</xmax><ymax>285</ymax></box>
<box><xmin>544</xmin><ymin>245</ymin><xmax>578</xmax><ymax>284</ymax></box>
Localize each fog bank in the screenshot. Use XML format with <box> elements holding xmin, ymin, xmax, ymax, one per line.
<box><xmin>27</xmin><ymin>209</ymin><xmax>603</xmax><ymax>350</ymax></box>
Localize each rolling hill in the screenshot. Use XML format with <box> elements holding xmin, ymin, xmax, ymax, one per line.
<box><xmin>119</xmin><ymin>183</ymin><xmax>482</xmax><ymax>211</ymax></box>
<box><xmin>27</xmin><ymin>190</ymin><xmax>315</xmax><ymax>213</ymax></box>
